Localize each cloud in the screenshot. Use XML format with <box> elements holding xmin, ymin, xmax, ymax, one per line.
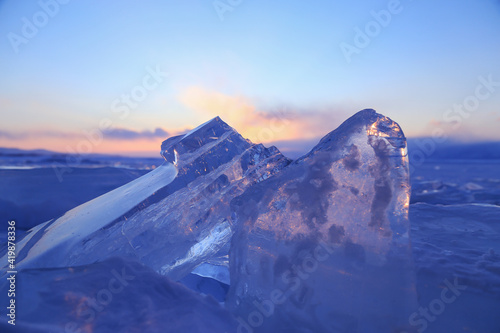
<box><xmin>0</xmin><ymin>130</ymin><xmax>25</xmax><ymax>140</ymax></box>
<box><xmin>0</xmin><ymin>127</ymin><xmax>172</xmax><ymax>156</ymax></box>
<box><xmin>103</xmin><ymin>128</ymin><xmax>169</xmax><ymax>140</ymax></box>
<box><xmin>0</xmin><ymin>127</ymin><xmax>170</xmax><ymax>142</ymax></box>
<box><xmin>179</xmin><ymin>86</ymin><xmax>351</xmax><ymax>143</ymax></box>
<box><xmin>0</xmin><ymin>130</ymin><xmax>77</xmax><ymax>140</ymax></box>
<box><xmin>425</xmin><ymin>114</ymin><xmax>500</xmax><ymax>142</ymax></box>
<box><xmin>428</xmin><ymin>118</ymin><xmax>443</xmax><ymax>127</ymax></box>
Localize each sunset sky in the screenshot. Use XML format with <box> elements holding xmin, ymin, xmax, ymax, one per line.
<box><xmin>1</xmin><ymin>0</ymin><xmax>499</xmax><ymax>157</ymax></box>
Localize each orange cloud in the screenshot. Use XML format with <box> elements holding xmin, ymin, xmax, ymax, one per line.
<box><xmin>0</xmin><ymin>130</ymin><xmax>164</xmax><ymax>157</ymax></box>
<box><xmin>179</xmin><ymin>86</ymin><xmax>345</xmax><ymax>144</ymax></box>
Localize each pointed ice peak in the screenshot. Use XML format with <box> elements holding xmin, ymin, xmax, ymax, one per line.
<box><xmin>161</xmin><ymin>116</ymin><xmax>248</xmax><ymax>164</ymax></box>
<box><xmin>320</xmin><ymin>108</ymin><xmax>404</xmax><ymax>143</ymax></box>
<box><xmin>363</xmin><ymin>109</ymin><xmax>405</xmax><ymax>140</ymax></box>
<box><xmin>300</xmin><ymin>109</ymin><xmax>406</xmax><ymax>160</ymax></box>
<box><xmin>181</xmin><ymin>116</ymin><xmax>229</xmax><ymax>140</ymax></box>
<box><xmin>227</xmin><ymin>110</ymin><xmax>415</xmax><ymax>331</ymax></box>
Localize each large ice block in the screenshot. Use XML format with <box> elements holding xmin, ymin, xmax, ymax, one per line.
<box><xmin>226</xmin><ymin>109</ymin><xmax>417</xmax><ymax>333</ymax></box>
<box><xmin>1</xmin><ymin>110</ymin><xmax>418</xmax><ymax>332</ymax></box>
<box><xmin>5</xmin><ymin>117</ymin><xmax>290</xmax><ymax>282</ymax></box>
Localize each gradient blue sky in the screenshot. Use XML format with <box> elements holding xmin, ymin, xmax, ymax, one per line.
<box><xmin>1</xmin><ymin>0</ymin><xmax>499</xmax><ymax>156</ymax></box>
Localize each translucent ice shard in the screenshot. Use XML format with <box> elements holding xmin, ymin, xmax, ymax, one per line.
<box><xmin>227</xmin><ymin>109</ymin><xmax>417</xmax><ymax>333</ymax></box>
<box><xmin>7</xmin><ymin>117</ymin><xmax>290</xmax><ymax>282</ymax></box>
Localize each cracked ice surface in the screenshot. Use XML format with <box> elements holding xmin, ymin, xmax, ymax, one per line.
<box><xmin>227</xmin><ymin>109</ymin><xmax>417</xmax><ymax>333</ymax></box>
